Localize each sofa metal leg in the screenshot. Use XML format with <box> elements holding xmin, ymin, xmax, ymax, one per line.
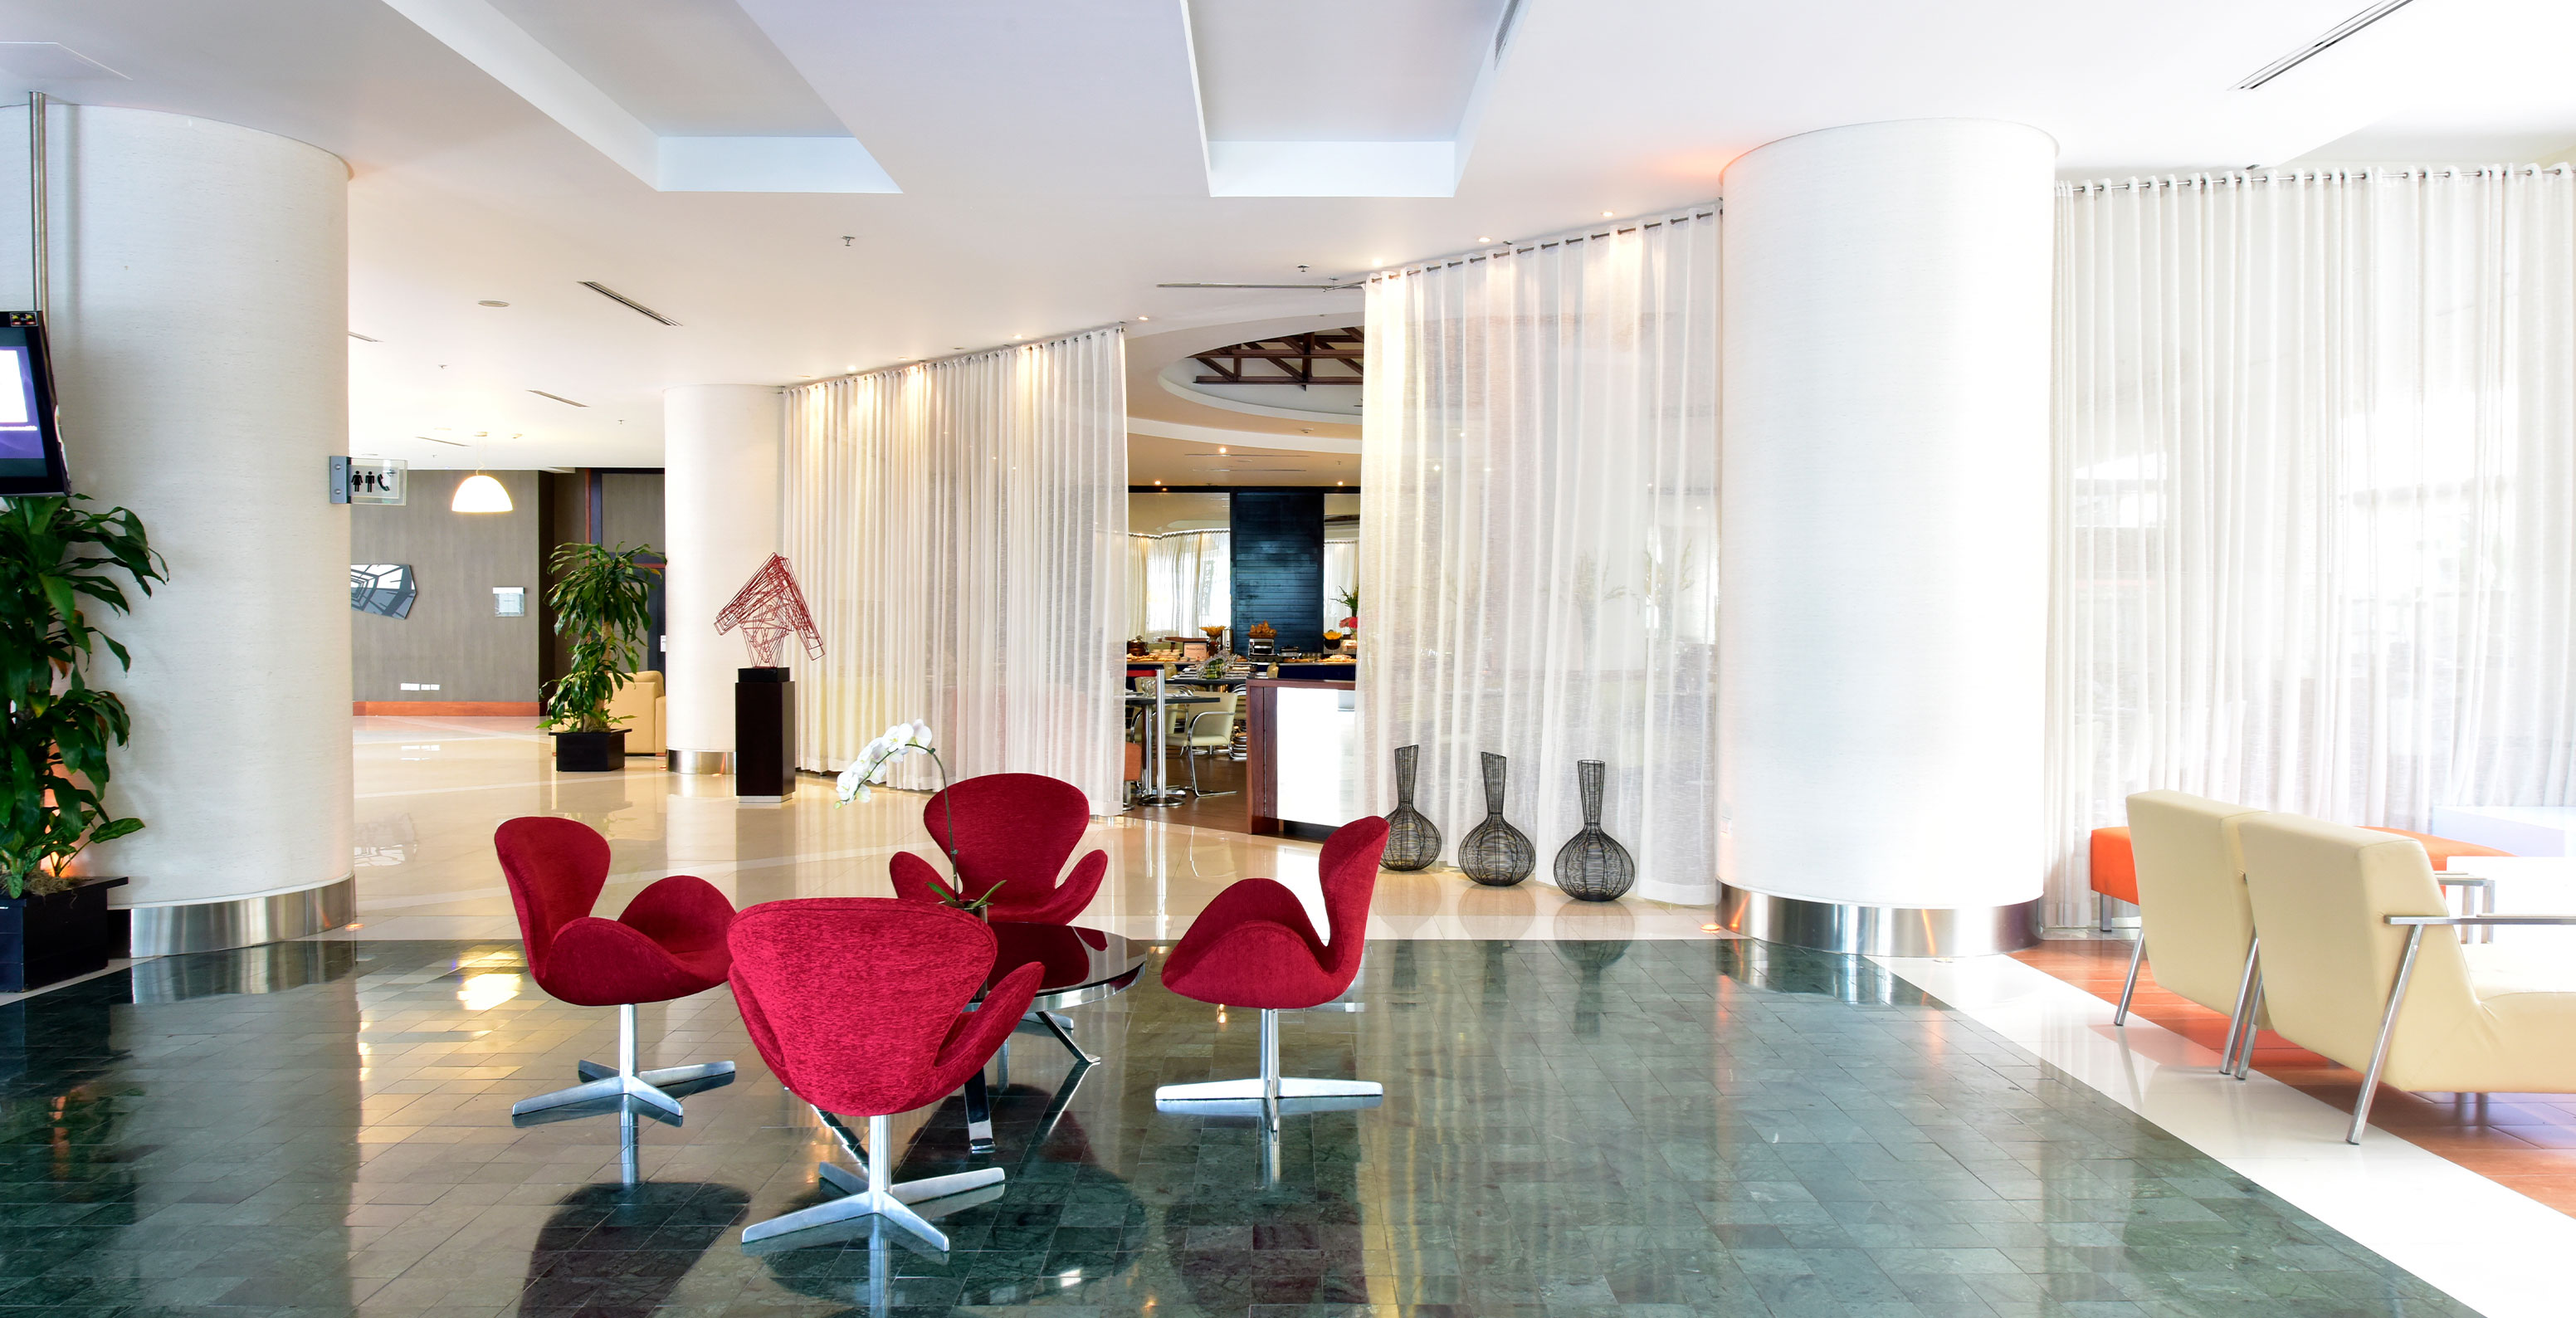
<box><xmin>2230</xmin><ymin>975</ymin><xmax>2265</xmax><ymax>1080</ymax></box>
<box><xmin>2114</xmin><ymin>933</ymin><xmax>2145</xmax><ymax>1026</ymax></box>
<box><xmin>2349</xmin><ymin>925</ymin><xmax>2428</xmax><ymax>1145</ymax></box>
<box><xmin>2217</xmin><ymin>938</ymin><xmax>2260</xmax><ymax>1075</ymax></box>
<box><xmin>517</xmin><ymin>1004</ymin><xmax>733</xmax><ymax>1119</ymax></box>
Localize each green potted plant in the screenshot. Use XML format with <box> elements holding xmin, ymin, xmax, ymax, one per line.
<box><xmin>539</xmin><ymin>541</ymin><xmax>661</xmax><ymax>772</ymax></box>
<box><xmin>0</xmin><ymin>495</ymin><xmax>164</xmax><ymax>992</ymax></box>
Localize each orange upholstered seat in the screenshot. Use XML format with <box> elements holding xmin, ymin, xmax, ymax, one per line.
<box><xmin>2360</xmin><ymin>826</ymin><xmax>2512</xmax><ymax>869</ymax></box>
<box><xmin>2090</xmin><ymin>827</ymin><xmax>2138</xmax><ymax>906</ymax></box>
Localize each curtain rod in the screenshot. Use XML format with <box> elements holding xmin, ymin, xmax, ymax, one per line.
<box><xmin>2064</xmin><ymin>164</ymin><xmax>2572</xmax><ymax>194</ymax></box>
<box><xmin>791</xmin><ymin>321</ymin><xmax>1127</xmax><ymax>388</ymax></box>
<box><xmin>1368</xmin><ymin>203</ymin><xmax>1720</xmax><ymax>283</ymax></box>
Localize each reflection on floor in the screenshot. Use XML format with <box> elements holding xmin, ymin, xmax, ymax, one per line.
<box><xmin>0</xmin><ymin>939</ymin><xmax>2476</xmax><ymax>1318</ymax></box>
<box><xmin>348</xmin><ymin>716</ymin><xmax>1714</xmax><ymax>943</ymax></box>
<box><xmin>1129</xmin><ymin>748</ymin><xmax>1249</xmax><ymax>834</ymax></box>
<box><xmin>2016</xmin><ymin>937</ymin><xmax>2576</xmax><ymax>1218</ymax></box>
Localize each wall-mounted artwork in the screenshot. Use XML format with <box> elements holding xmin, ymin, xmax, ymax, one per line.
<box><xmin>351</xmin><ymin>564</ymin><xmax>417</xmax><ymax>618</ymax></box>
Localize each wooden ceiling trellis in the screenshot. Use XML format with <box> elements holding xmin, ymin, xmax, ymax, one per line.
<box><xmin>1191</xmin><ymin>327</ymin><xmax>1364</xmax><ymax>387</ymax></box>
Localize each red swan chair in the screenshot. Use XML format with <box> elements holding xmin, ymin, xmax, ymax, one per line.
<box><xmin>729</xmin><ymin>898</ymin><xmax>1042</xmax><ymax>1250</ymax></box>
<box><xmin>889</xmin><ymin>773</ymin><xmax>1107</xmax><ymax>924</ymax></box>
<box><xmin>1154</xmin><ymin>817</ymin><xmax>1389</xmax><ymax>1128</ymax></box>
<box><xmin>497</xmin><ymin>817</ymin><xmax>739</xmax><ymax>1118</ymax></box>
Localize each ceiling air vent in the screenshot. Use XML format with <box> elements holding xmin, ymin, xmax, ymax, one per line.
<box><xmin>2238</xmin><ymin>0</ymin><xmax>2417</xmax><ymax>90</ymax></box>
<box><xmin>578</xmin><ymin>281</ymin><xmax>681</xmax><ymax>326</ymax></box>
<box><xmin>528</xmin><ymin>389</ymin><xmax>587</xmax><ymax>407</ymax></box>
<box><xmin>1495</xmin><ymin>0</ymin><xmax>1526</xmax><ymax>58</ymax></box>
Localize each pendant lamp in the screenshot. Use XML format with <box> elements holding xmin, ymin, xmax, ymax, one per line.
<box><xmin>451</xmin><ymin>471</ymin><xmax>513</xmax><ymax>513</ymax></box>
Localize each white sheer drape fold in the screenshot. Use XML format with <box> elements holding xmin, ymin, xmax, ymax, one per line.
<box><xmin>2048</xmin><ymin>168</ymin><xmax>2576</xmax><ymax>925</ymax></box>
<box><xmin>1361</xmin><ymin>213</ymin><xmax>1721</xmax><ymax>903</ymax></box>
<box><xmin>1129</xmin><ymin>530</ymin><xmax>1230</xmax><ymax>637</ymax></box>
<box><xmin>783</xmin><ymin>329</ymin><xmax>1128</xmax><ymax>813</ymax></box>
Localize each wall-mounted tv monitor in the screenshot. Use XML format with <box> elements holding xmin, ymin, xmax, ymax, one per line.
<box><xmin>0</xmin><ymin>312</ymin><xmax>68</xmax><ymax>496</ymax></box>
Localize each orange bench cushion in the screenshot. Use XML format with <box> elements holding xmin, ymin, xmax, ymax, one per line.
<box><xmin>2090</xmin><ymin>827</ymin><xmax>2138</xmax><ymax>905</ymax></box>
<box><xmin>2089</xmin><ymin>822</ymin><xmax>2511</xmax><ymax>909</ymax></box>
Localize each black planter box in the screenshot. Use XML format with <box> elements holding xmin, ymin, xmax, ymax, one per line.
<box><xmin>0</xmin><ymin>876</ymin><xmax>129</xmax><ymax>994</ymax></box>
<box><xmin>554</xmin><ymin>729</ymin><xmax>629</xmax><ymax>772</ymax></box>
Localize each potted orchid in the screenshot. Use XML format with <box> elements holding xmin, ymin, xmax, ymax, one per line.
<box><xmin>834</xmin><ymin>721</ymin><xmax>1003</xmax><ymax>915</ymax></box>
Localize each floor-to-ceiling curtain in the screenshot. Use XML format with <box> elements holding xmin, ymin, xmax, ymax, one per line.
<box><xmin>1361</xmin><ymin>210</ymin><xmax>1720</xmax><ymax>904</ymax></box>
<box><xmin>1129</xmin><ymin>530</ymin><xmax>1230</xmax><ymax>637</ymax></box>
<box><xmin>2049</xmin><ymin>168</ymin><xmax>2576</xmax><ymax>925</ymax></box>
<box><xmin>783</xmin><ymin>328</ymin><xmax>1128</xmax><ymax>812</ymax></box>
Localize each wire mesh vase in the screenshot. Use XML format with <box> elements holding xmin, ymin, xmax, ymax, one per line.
<box><xmin>1553</xmin><ymin>759</ymin><xmax>1636</xmax><ymax>901</ymax></box>
<box><xmin>1457</xmin><ymin>752</ymin><xmax>1535</xmax><ymax>887</ymax></box>
<box><xmin>1381</xmin><ymin>744</ymin><xmax>1442</xmax><ymax>871</ymax></box>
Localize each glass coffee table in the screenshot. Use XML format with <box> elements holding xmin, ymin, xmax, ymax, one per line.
<box><xmin>962</xmin><ymin>923</ymin><xmax>1147</xmax><ymax>1152</ymax></box>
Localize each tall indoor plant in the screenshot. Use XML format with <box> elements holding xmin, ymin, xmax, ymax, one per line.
<box><xmin>0</xmin><ymin>495</ymin><xmax>163</xmax><ymax>990</ymax></box>
<box><xmin>539</xmin><ymin>541</ymin><xmax>661</xmax><ymax>772</ymax></box>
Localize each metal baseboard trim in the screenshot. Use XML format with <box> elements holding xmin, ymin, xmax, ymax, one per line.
<box><xmin>1715</xmin><ymin>883</ymin><xmax>2040</xmax><ymax>957</ymax></box>
<box><xmin>124</xmin><ymin>875</ymin><xmax>355</xmax><ymax>957</ymax></box>
<box><xmin>668</xmin><ymin>749</ymin><xmax>733</xmax><ymax>775</ymax></box>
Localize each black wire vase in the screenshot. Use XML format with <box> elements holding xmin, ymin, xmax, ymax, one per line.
<box><xmin>1553</xmin><ymin>759</ymin><xmax>1635</xmax><ymax>901</ymax></box>
<box><xmin>1381</xmin><ymin>744</ymin><xmax>1442</xmax><ymax>871</ymax></box>
<box><xmin>1457</xmin><ymin>752</ymin><xmax>1535</xmax><ymax>887</ymax></box>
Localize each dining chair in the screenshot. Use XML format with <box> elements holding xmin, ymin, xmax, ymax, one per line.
<box><xmin>1174</xmin><ymin>688</ymin><xmax>1241</xmax><ymax>796</ymax></box>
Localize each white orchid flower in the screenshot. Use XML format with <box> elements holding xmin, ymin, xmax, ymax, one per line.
<box><xmin>833</xmin><ymin>719</ymin><xmax>941</xmax><ymax>805</ymax></box>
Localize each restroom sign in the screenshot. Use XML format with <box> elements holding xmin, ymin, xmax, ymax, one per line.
<box><xmin>331</xmin><ymin>456</ymin><xmax>408</xmax><ymax>505</ymax></box>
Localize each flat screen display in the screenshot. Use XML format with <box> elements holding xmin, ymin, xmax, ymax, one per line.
<box><xmin>0</xmin><ymin>312</ymin><xmax>68</xmax><ymax>496</ymax></box>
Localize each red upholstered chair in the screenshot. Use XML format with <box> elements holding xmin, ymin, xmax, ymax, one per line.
<box><xmin>1154</xmin><ymin>817</ymin><xmax>1389</xmax><ymax>1129</ymax></box>
<box><xmin>497</xmin><ymin>817</ymin><xmax>738</xmax><ymax>1119</ymax></box>
<box><xmin>729</xmin><ymin>899</ymin><xmax>1042</xmax><ymax>1250</ymax></box>
<box><xmin>888</xmin><ymin>773</ymin><xmax>1106</xmax><ymax>925</ymax></box>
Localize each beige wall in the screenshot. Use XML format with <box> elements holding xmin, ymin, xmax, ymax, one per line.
<box><xmin>352</xmin><ymin>470</ymin><xmax>543</xmax><ymax>704</ymax></box>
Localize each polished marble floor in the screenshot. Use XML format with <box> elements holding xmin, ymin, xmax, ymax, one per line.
<box><xmin>0</xmin><ymin>937</ymin><xmax>2486</xmax><ymax>1318</ymax></box>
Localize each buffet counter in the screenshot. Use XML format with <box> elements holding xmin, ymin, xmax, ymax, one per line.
<box><xmin>1244</xmin><ymin>677</ymin><xmax>1364</xmax><ymax>837</ymax></box>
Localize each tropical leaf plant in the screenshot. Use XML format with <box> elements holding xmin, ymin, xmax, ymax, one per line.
<box><xmin>0</xmin><ymin>495</ymin><xmax>166</xmax><ymax>898</ymax></box>
<box><xmin>538</xmin><ymin>542</ymin><xmax>661</xmax><ymax>735</ymax></box>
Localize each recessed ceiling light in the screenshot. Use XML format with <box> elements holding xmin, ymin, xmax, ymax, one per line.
<box><xmin>1600</xmin><ymin>210</ymin><xmax>1613</xmax><ymax>217</ymax></box>
<box><xmin>478</xmin><ymin>300</ymin><xmax>509</xmax><ymax>307</ymax></box>
<box><xmin>1137</xmin><ymin>315</ymin><xmax>1150</xmax><ymax>321</ymax></box>
<box><xmin>1012</xmin><ymin>334</ymin><xmax>1024</xmax><ymax>341</ymax></box>
<box><xmin>1478</xmin><ymin>236</ymin><xmax>1493</xmax><ymax>242</ymax></box>
<box><xmin>1369</xmin><ymin>258</ymin><xmax>1383</xmax><ymax>267</ymax></box>
<box><xmin>1218</xmin><ymin>447</ymin><xmax>1227</xmax><ymax>453</ymax></box>
<box><xmin>845</xmin><ymin>364</ymin><xmax>857</xmax><ymax>371</ymax></box>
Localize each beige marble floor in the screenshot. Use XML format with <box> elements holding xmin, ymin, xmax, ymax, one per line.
<box><xmin>343</xmin><ymin>715</ymin><xmax>1720</xmax><ymax>942</ymax></box>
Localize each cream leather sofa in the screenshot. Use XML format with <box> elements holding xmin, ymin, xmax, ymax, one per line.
<box><xmin>2237</xmin><ymin>813</ymin><xmax>2576</xmax><ymax>1143</ymax></box>
<box><xmin>606</xmin><ymin>670</ymin><xmax>666</xmax><ymax>755</ymax></box>
<box><xmin>2121</xmin><ymin>790</ymin><xmax>2271</xmax><ymax>1071</ymax></box>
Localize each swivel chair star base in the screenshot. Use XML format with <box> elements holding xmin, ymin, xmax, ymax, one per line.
<box><xmin>743</xmin><ymin>1111</ymin><xmax>1005</xmax><ymax>1251</ymax></box>
<box><xmin>514</xmin><ymin>1002</ymin><xmax>738</xmax><ymax>1118</ymax></box>
<box><xmin>1155</xmin><ymin>1007</ymin><xmax>1382</xmax><ymax>1130</ymax></box>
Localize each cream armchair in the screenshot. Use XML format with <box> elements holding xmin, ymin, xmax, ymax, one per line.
<box><xmin>2121</xmin><ymin>791</ymin><xmax>2272</xmax><ymax>1071</ymax></box>
<box><xmin>2237</xmin><ymin>813</ymin><xmax>2576</xmax><ymax>1144</ymax></box>
<box><xmin>606</xmin><ymin>670</ymin><xmax>666</xmax><ymax>756</ymax></box>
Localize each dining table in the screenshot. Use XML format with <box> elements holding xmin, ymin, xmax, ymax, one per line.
<box><xmin>1125</xmin><ymin>687</ymin><xmax>1216</xmax><ymax>803</ymax></box>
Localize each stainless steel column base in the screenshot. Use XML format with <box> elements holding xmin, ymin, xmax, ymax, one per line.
<box><xmin>740</xmin><ymin>1111</ymin><xmax>1007</xmax><ymax>1252</ymax></box>
<box><xmin>668</xmin><ymin>749</ymin><xmax>734</xmax><ymax>774</ymax></box>
<box><xmin>124</xmin><ymin>874</ymin><xmax>355</xmax><ymax>956</ymax></box>
<box><xmin>1715</xmin><ymin>884</ymin><xmax>2041</xmax><ymax>956</ymax></box>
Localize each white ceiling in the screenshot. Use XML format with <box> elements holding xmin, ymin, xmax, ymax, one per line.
<box><xmin>1</xmin><ymin>0</ymin><xmax>2570</xmax><ymax>471</ymax></box>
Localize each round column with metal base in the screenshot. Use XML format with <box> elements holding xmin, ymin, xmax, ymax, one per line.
<box><xmin>1715</xmin><ymin>884</ymin><xmax>2041</xmax><ymax>957</ymax></box>
<box><xmin>667</xmin><ymin>749</ymin><xmax>734</xmax><ymax>775</ymax></box>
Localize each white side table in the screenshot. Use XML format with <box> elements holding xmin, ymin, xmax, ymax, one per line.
<box><xmin>2428</xmin><ymin>805</ymin><xmax>2576</xmax><ymax>857</ymax></box>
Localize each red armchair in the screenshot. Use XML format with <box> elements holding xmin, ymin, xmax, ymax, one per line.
<box><xmin>729</xmin><ymin>898</ymin><xmax>1043</xmax><ymax>1250</ymax></box>
<box><xmin>497</xmin><ymin>817</ymin><xmax>738</xmax><ymax>1119</ymax></box>
<box><xmin>1154</xmin><ymin>817</ymin><xmax>1389</xmax><ymax>1129</ymax></box>
<box><xmin>889</xmin><ymin>773</ymin><xmax>1107</xmax><ymax>924</ymax></box>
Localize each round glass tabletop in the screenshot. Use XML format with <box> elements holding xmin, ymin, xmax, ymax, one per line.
<box><xmin>983</xmin><ymin>922</ymin><xmax>1147</xmax><ymax>1012</ymax></box>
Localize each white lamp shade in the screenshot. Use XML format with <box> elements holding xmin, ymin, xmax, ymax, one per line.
<box><xmin>451</xmin><ymin>472</ymin><xmax>513</xmax><ymax>513</ymax></box>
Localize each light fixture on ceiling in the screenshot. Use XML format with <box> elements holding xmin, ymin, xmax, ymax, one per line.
<box><xmin>452</xmin><ymin>471</ymin><xmax>512</xmax><ymax>514</ymax></box>
<box><xmin>578</xmin><ymin>281</ymin><xmax>681</xmax><ymax>325</ymax></box>
<box><xmin>478</xmin><ymin>300</ymin><xmax>509</xmax><ymax>307</ymax></box>
<box><xmin>2238</xmin><ymin>0</ymin><xmax>2418</xmax><ymax>90</ymax></box>
<box><xmin>1218</xmin><ymin>446</ymin><xmax>1227</xmax><ymax>454</ymax></box>
<box><xmin>1478</xmin><ymin>236</ymin><xmax>1494</xmax><ymax>242</ymax></box>
<box><xmin>1137</xmin><ymin>315</ymin><xmax>1150</xmax><ymax>321</ymax></box>
<box><xmin>1600</xmin><ymin>210</ymin><xmax>1614</xmax><ymax>218</ymax></box>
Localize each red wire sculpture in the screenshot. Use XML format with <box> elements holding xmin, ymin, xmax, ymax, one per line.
<box><xmin>715</xmin><ymin>554</ymin><xmax>825</xmax><ymax>666</ymax></box>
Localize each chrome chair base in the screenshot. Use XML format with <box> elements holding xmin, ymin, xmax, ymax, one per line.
<box><xmin>741</xmin><ymin>1111</ymin><xmax>1007</xmax><ymax>1252</ymax></box>
<box><xmin>514</xmin><ymin>1003</ymin><xmax>734</xmax><ymax>1119</ymax></box>
<box><xmin>1152</xmin><ymin>1007</ymin><xmax>1382</xmax><ymax>1130</ymax></box>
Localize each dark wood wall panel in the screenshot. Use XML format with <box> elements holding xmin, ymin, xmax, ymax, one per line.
<box><xmin>1230</xmin><ymin>491</ymin><xmax>1325</xmax><ymax>652</ymax></box>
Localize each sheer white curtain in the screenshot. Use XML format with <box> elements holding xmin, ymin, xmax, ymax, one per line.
<box><xmin>1130</xmin><ymin>530</ymin><xmax>1230</xmax><ymax>637</ymax></box>
<box><xmin>783</xmin><ymin>328</ymin><xmax>1128</xmax><ymax>812</ymax></box>
<box><xmin>2049</xmin><ymin>168</ymin><xmax>2576</xmax><ymax>925</ymax></box>
<box><xmin>1361</xmin><ymin>211</ymin><xmax>1720</xmax><ymax>903</ymax></box>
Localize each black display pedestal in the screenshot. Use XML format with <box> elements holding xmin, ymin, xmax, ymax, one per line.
<box><xmin>735</xmin><ymin>667</ymin><xmax>796</xmax><ymax>802</ymax></box>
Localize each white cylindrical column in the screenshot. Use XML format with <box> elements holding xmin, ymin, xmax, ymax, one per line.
<box><xmin>663</xmin><ymin>384</ymin><xmax>782</xmax><ymax>769</ymax></box>
<box><xmin>1716</xmin><ymin>119</ymin><xmax>2055</xmax><ymax>954</ymax></box>
<box><xmin>0</xmin><ymin>105</ymin><xmax>352</xmax><ymax>949</ymax></box>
